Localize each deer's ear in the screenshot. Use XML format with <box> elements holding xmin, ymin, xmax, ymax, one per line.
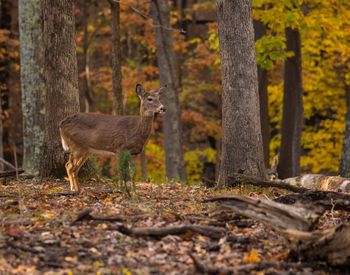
<box><xmin>136</xmin><ymin>84</ymin><xmax>146</xmax><ymax>98</ymax></box>
<box><xmin>156</xmin><ymin>86</ymin><xmax>167</xmax><ymax>96</ymax></box>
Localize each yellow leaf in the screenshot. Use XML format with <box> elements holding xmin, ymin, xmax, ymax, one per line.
<box><xmin>41</xmin><ymin>212</ymin><xmax>56</xmax><ymax>219</ymax></box>
<box><xmin>244</xmin><ymin>249</ymin><xmax>261</xmax><ymax>264</ymax></box>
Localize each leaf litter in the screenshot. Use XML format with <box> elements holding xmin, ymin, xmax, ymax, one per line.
<box><xmin>0</xmin><ymin>179</ymin><xmax>348</xmax><ymax>274</ymax></box>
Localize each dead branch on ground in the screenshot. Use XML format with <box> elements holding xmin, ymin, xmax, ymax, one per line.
<box><xmin>117</xmin><ymin>224</ymin><xmax>226</xmax><ymax>239</ymax></box>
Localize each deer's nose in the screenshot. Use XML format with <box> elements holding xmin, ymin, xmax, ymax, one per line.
<box><xmin>160</xmin><ymin>107</ymin><xmax>167</xmax><ymax>112</ymax></box>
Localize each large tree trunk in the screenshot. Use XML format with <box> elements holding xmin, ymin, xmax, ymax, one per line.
<box><xmin>39</xmin><ymin>0</ymin><xmax>80</xmax><ymax>177</ymax></box>
<box><xmin>278</xmin><ymin>28</ymin><xmax>303</xmax><ymax>179</ymax></box>
<box><xmin>109</xmin><ymin>0</ymin><xmax>123</xmax><ymax>115</ymax></box>
<box><xmin>151</xmin><ymin>0</ymin><xmax>185</xmax><ymax>181</ymax></box>
<box><xmin>19</xmin><ymin>0</ymin><xmax>46</xmax><ymax>175</ymax></box>
<box><xmin>19</xmin><ymin>0</ymin><xmax>79</xmax><ymax>176</ymax></box>
<box><xmin>340</xmin><ymin>84</ymin><xmax>350</xmax><ymax>177</ymax></box>
<box><xmin>216</xmin><ymin>0</ymin><xmax>267</xmax><ymax>187</ymax></box>
<box><xmin>254</xmin><ymin>20</ymin><xmax>270</xmax><ymax>168</ymax></box>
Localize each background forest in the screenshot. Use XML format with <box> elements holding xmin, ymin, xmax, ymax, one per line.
<box><xmin>0</xmin><ymin>0</ymin><xmax>350</xmax><ymax>183</ymax></box>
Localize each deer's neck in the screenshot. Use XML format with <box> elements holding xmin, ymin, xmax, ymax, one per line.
<box><xmin>138</xmin><ymin>114</ymin><xmax>154</xmax><ymax>140</ymax></box>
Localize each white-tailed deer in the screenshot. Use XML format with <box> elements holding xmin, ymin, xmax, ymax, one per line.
<box><xmin>59</xmin><ymin>84</ymin><xmax>166</xmax><ymax>191</ymax></box>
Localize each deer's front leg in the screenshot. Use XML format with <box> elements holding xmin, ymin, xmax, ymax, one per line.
<box><xmin>65</xmin><ymin>155</ymin><xmax>76</xmax><ymax>191</ymax></box>
<box><xmin>71</xmin><ymin>155</ymin><xmax>88</xmax><ymax>192</ymax></box>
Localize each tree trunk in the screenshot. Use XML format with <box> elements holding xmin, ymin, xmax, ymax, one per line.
<box><xmin>19</xmin><ymin>0</ymin><xmax>80</xmax><ymax>176</ymax></box>
<box><xmin>0</xmin><ymin>0</ymin><xmax>11</xmax><ymax>171</ymax></box>
<box><xmin>151</xmin><ymin>0</ymin><xmax>185</xmax><ymax>181</ymax></box>
<box><xmin>254</xmin><ymin>20</ymin><xmax>270</xmax><ymax>168</ymax></box>
<box><xmin>278</xmin><ymin>28</ymin><xmax>303</xmax><ymax>179</ymax></box>
<box><xmin>216</xmin><ymin>0</ymin><xmax>267</xmax><ymax>187</ymax></box>
<box><xmin>110</xmin><ymin>0</ymin><xmax>123</xmax><ymax>115</ymax></box>
<box><xmin>39</xmin><ymin>0</ymin><xmax>80</xmax><ymax>177</ymax></box>
<box><xmin>19</xmin><ymin>0</ymin><xmax>46</xmax><ymax>175</ymax></box>
<box><xmin>340</xmin><ymin>84</ymin><xmax>350</xmax><ymax>177</ymax></box>
<box><xmin>77</xmin><ymin>0</ymin><xmax>94</xmax><ymax>112</ymax></box>
<box><xmin>8</xmin><ymin>0</ymin><xmax>22</xmax><ymax>166</ymax></box>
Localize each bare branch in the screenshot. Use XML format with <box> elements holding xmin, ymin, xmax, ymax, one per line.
<box><xmin>108</xmin><ymin>0</ymin><xmax>186</xmax><ymax>34</ymax></box>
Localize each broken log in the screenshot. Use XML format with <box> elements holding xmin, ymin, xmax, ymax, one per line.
<box><xmin>205</xmin><ymin>195</ymin><xmax>322</xmax><ymax>231</ymax></box>
<box><xmin>290</xmin><ymin>222</ymin><xmax>350</xmax><ymax>267</ymax></box>
<box><xmin>208</xmin><ymin>195</ymin><xmax>350</xmax><ymax>266</ymax></box>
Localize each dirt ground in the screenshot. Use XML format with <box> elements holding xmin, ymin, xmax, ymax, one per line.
<box><xmin>0</xmin><ymin>178</ymin><xmax>348</xmax><ymax>274</ymax></box>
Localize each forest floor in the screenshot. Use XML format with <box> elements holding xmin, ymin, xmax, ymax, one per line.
<box><xmin>0</xmin><ymin>178</ymin><xmax>349</xmax><ymax>274</ymax></box>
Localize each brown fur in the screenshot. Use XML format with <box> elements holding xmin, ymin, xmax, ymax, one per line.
<box><xmin>59</xmin><ymin>84</ymin><xmax>165</xmax><ymax>191</ymax></box>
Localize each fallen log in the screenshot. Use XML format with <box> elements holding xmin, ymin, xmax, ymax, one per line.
<box><xmin>229</xmin><ymin>174</ymin><xmax>309</xmax><ymax>193</ymax></box>
<box><xmin>291</xmin><ymin>223</ymin><xmax>350</xmax><ymax>266</ymax></box>
<box><xmin>208</xmin><ymin>195</ymin><xmax>350</xmax><ymax>266</ymax></box>
<box><xmin>229</xmin><ymin>173</ymin><xmax>350</xmax><ymax>194</ymax></box>
<box><xmin>284</xmin><ymin>174</ymin><xmax>350</xmax><ymax>192</ymax></box>
<box><xmin>205</xmin><ymin>195</ymin><xmax>322</xmax><ymax>231</ymax></box>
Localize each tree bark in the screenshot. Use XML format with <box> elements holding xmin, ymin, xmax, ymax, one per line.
<box><xmin>340</xmin><ymin>85</ymin><xmax>350</xmax><ymax>177</ymax></box>
<box><xmin>278</xmin><ymin>28</ymin><xmax>303</xmax><ymax>179</ymax></box>
<box><xmin>151</xmin><ymin>0</ymin><xmax>185</xmax><ymax>181</ymax></box>
<box><xmin>109</xmin><ymin>0</ymin><xmax>123</xmax><ymax>115</ymax></box>
<box><xmin>216</xmin><ymin>0</ymin><xmax>267</xmax><ymax>187</ymax></box>
<box><xmin>254</xmin><ymin>20</ymin><xmax>270</xmax><ymax>168</ymax></box>
<box><xmin>39</xmin><ymin>0</ymin><xmax>80</xmax><ymax>177</ymax></box>
<box><xmin>19</xmin><ymin>0</ymin><xmax>46</xmax><ymax>175</ymax></box>
<box><xmin>19</xmin><ymin>0</ymin><xmax>80</xmax><ymax>176</ymax></box>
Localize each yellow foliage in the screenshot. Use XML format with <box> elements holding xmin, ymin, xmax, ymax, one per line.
<box><xmin>184</xmin><ymin>148</ymin><xmax>216</xmax><ymax>184</ymax></box>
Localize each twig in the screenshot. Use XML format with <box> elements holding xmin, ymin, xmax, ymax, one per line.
<box><xmin>45</xmin><ymin>191</ymin><xmax>79</xmax><ymax>197</ymax></box>
<box><xmin>6</xmin><ymin>241</ymin><xmax>41</xmax><ymax>253</ymax></box>
<box><xmin>117</xmin><ymin>224</ymin><xmax>226</xmax><ymax>239</ymax></box>
<box><xmin>0</xmin><ymin>169</ymin><xmax>24</xmax><ymax>178</ymax></box>
<box><xmin>71</xmin><ymin>208</ymin><xmax>125</xmax><ymax>225</ymax></box>
<box><xmin>13</xmin><ymin>146</ymin><xmax>19</xmax><ymax>180</ymax></box>
<box><xmin>0</xmin><ymin>156</ymin><xmax>16</xmax><ymax>170</ymax></box>
<box><xmin>190</xmin><ymin>253</ymin><xmax>316</xmax><ymax>274</ymax></box>
<box><xmin>189</xmin><ymin>253</ymin><xmax>226</xmax><ymax>274</ymax></box>
<box><xmin>0</xmin><ymin>193</ymin><xmax>17</xmax><ymax>198</ymax></box>
<box><xmin>1</xmin><ymin>219</ymin><xmax>35</xmax><ymax>226</ymax></box>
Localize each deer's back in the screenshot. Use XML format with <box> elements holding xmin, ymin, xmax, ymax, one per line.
<box><xmin>60</xmin><ymin>113</ymin><xmax>139</xmax><ymax>153</ymax></box>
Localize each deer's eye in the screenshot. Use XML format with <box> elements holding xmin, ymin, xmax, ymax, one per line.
<box><xmin>147</xmin><ymin>98</ymin><xmax>153</xmax><ymax>102</ymax></box>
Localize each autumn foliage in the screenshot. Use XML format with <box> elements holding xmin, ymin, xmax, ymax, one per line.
<box><xmin>1</xmin><ymin>0</ymin><xmax>350</xmax><ymax>181</ymax></box>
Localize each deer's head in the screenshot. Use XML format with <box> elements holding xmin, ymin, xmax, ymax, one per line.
<box><xmin>136</xmin><ymin>84</ymin><xmax>166</xmax><ymax>116</ymax></box>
